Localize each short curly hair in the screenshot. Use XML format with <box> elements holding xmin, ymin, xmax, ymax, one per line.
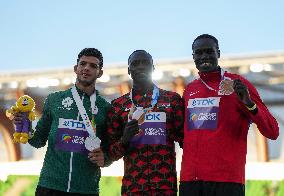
<box><xmin>77</xmin><ymin>48</ymin><xmax>103</xmax><ymax>67</ymax></box>
<box><xmin>128</xmin><ymin>50</ymin><xmax>153</xmax><ymax>65</ymax></box>
<box><xmin>192</xmin><ymin>34</ymin><xmax>219</xmax><ymax>50</ymax></box>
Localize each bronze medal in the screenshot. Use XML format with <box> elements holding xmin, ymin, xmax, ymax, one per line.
<box><xmin>219</xmin><ymin>79</ymin><xmax>234</xmax><ymax>95</ymax></box>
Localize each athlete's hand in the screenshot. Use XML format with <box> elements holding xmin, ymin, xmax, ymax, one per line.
<box><xmin>88</xmin><ymin>148</ymin><xmax>105</xmax><ymax>167</ymax></box>
<box><xmin>233</xmin><ymin>79</ymin><xmax>254</xmax><ymax>107</ymax></box>
<box><xmin>121</xmin><ymin>119</ymin><xmax>139</xmax><ymax>146</ymax></box>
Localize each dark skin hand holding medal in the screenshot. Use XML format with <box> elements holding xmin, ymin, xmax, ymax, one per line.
<box><xmin>233</xmin><ymin>79</ymin><xmax>256</xmax><ymax>107</ymax></box>
<box><xmin>121</xmin><ymin>119</ymin><xmax>140</xmax><ymax>146</ymax></box>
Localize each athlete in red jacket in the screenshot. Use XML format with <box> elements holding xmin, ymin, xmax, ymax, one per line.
<box><xmin>179</xmin><ymin>34</ymin><xmax>279</xmax><ymax>196</ymax></box>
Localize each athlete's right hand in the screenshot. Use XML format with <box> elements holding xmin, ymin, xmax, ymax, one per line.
<box><xmin>121</xmin><ymin>119</ymin><xmax>139</xmax><ymax>146</ymax></box>
<box><xmin>88</xmin><ymin>148</ymin><xmax>105</xmax><ymax>167</ymax></box>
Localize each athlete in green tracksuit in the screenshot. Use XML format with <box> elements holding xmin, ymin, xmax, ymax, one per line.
<box><xmin>14</xmin><ymin>48</ymin><xmax>111</xmax><ymax>196</ymax></box>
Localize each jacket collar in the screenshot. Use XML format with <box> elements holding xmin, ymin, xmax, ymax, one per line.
<box><xmin>198</xmin><ymin>67</ymin><xmax>222</xmax><ymax>83</ymax></box>
<box><xmin>73</xmin><ymin>85</ymin><xmax>99</xmax><ymax>98</ymax></box>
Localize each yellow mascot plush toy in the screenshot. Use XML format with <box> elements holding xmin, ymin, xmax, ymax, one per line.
<box><xmin>6</xmin><ymin>95</ymin><xmax>36</xmax><ymax>144</ymax></box>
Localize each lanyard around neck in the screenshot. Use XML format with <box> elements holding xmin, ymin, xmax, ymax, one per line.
<box><xmin>71</xmin><ymin>86</ymin><xmax>96</xmax><ymax>137</ymax></box>
<box><xmin>129</xmin><ymin>84</ymin><xmax>159</xmax><ymax>111</ymax></box>
<box><xmin>199</xmin><ymin>68</ymin><xmax>225</xmax><ymax>92</ymax></box>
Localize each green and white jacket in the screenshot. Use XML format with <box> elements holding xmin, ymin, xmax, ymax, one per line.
<box><xmin>28</xmin><ymin>86</ymin><xmax>111</xmax><ymax>194</ymax></box>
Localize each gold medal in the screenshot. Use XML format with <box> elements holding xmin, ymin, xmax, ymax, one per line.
<box><xmin>128</xmin><ymin>104</ymin><xmax>146</xmax><ymax>124</ymax></box>
<box><xmin>132</xmin><ymin>108</ymin><xmax>145</xmax><ymax>125</ymax></box>
<box><xmin>128</xmin><ymin>104</ymin><xmax>135</xmax><ymax>121</ymax></box>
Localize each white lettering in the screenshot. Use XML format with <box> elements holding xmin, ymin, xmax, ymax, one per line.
<box><xmin>144</xmin><ymin>128</ymin><xmax>165</xmax><ymax>136</ymax></box>
<box><xmin>58</xmin><ymin>118</ymin><xmax>87</xmax><ymax>131</ymax></box>
<box><xmin>72</xmin><ymin>136</ymin><xmax>85</xmax><ymax>144</ymax></box>
<box><xmin>197</xmin><ymin>113</ymin><xmax>217</xmax><ymax>120</ymax></box>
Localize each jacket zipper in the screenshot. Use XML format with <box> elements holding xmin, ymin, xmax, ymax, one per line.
<box><xmin>194</xmin><ymin>132</ymin><xmax>199</xmax><ymax>181</ymax></box>
<box><xmin>67</xmin><ymin>152</ymin><xmax>73</xmax><ymax>192</ymax></box>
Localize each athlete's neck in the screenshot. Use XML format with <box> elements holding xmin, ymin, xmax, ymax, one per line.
<box><xmin>132</xmin><ymin>81</ymin><xmax>153</xmax><ymax>95</ymax></box>
<box><xmin>75</xmin><ymin>82</ymin><xmax>96</xmax><ymax>96</ymax></box>
<box><xmin>199</xmin><ymin>66</ymin><xmax>221</xmax><ymax>74</ymax></box>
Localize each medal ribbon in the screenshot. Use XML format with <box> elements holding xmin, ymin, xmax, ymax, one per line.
<box><xmin>71</xmin><ymin>86</ymin><xmax>97</xmax><ymax>137</ymax></box>
<box><xmin>129</xmin><ymin>84</ymin><xmax>160</xmax><ymax>112</ymax></box>
<box><xmin>199</xmin><ymin>68</ymin><xmax>232</xmax><ymax>94</ymax></box>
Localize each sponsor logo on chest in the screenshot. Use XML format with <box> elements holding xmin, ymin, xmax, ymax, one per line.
<box><xmin>187</xmin><ymin>97</ymin><xmax>220</xmax><ymax>108</ymax></box>
<box><xmin>58</xmin><ymin>118</ymin><xmax>86</xmax><ymax>131</ymax></box>
<box><xmin>187</xmin><ymin>97</ymin><xmax>220</xmax><ymax>130</ymax></box>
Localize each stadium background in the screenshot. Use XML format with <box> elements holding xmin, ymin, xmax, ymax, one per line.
<box><xmin>1</xmin><ymin>52</ymin><xmax>284</xmax><ymax>195</ymax></box>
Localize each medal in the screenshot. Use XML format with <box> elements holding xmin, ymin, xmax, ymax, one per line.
<box><xmin>132</xmin><ymin>108</ymin><xmax>146</xmax><ymax>125</ymax></box>
<box><xmin>218</xmin><ymin>78</ymin><xmax>234</xmax><ymax>95</ymax></box>
<box><xmin>128</xmin><ymin>104</ymin><xmax>135</xmax><ymax>120</ymax></box>
<box><xmin>199</xmin><ymin>69</ymin><xmax>234</xmax><ymax>96</ymax></box>
<box><xmin>128</xmin><ymin>85</ymin><xmax>161</xmax><ymax>140</ymax></box>
<box><xmin>129</xmin><ymin>85</ymin><xmax>159</xmax><ymax>116</ymax></box>
<box><xmin>85</xmin><ymin>136</ymin><xmax>101</xmax><ymax>151</ymax></box>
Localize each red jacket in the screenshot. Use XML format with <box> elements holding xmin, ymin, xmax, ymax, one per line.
<box><xmin>180</xmin><ymin>70</ymin><xmax>279</xmax><ymax>184</ymax></box>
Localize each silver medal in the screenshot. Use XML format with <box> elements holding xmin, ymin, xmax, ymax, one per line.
<box><xmin>85</xmin><ymin>136</ymin><xmax>101</xmax><ymax>151</ymax></box>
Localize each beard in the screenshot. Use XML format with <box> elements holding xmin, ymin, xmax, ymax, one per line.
<box><xmin>77</xmin><ymin>77</ymin><xmax>95</xmax><ymax>87</ymax></box>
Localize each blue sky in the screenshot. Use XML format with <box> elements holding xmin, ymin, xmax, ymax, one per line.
<box><xmin>0</xmin><ymin>1</ymin><xmax>283</xmax><ymax>71</ymax></box>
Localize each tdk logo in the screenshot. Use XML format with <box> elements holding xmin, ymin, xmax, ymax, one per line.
<box><xmin>192</xmin><ymin>99</ymin><xmax>214</xmax><ymax>106</ymax></box>
<box><xmin>63</xmin><ymin>120</ymin><xmax>86</xmax><ymax>129</ymax></box>
<box><xmin>146</xmin><ymin>113</ymin><xmax>160</xmax><ymax>121</ymax></box>
<box><xmin>58</xmin><ymin>118</ymin><xmax>86</xmax><ymax>131</ymax></box>
<box><xmin>188</xmin><ymin>97</ymin><xmax>220</xmax><ymax>108</ymax></box>
<box><xmin>144</xmin><ymin>112</ymin><xmax>166</xmax><ymax>122</ymax></box>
